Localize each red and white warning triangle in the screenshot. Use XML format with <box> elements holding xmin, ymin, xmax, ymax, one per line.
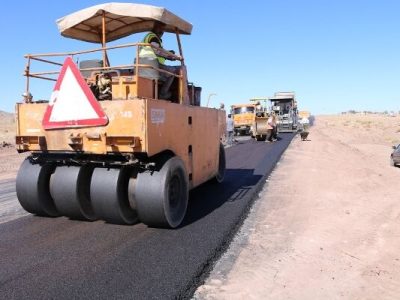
<box><xmin>42</xmin><ymin>56</ymin><xmax>108</xmax><ymax>129</ymax></box>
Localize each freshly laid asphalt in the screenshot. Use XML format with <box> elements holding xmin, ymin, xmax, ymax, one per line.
<box><xmin>0</xmin><ymin>133</ymin><xmax>294</xmax><ymax>299</ymax></box>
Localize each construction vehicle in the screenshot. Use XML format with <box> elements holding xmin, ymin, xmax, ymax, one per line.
<box><xmin>298</xmin><ymin>110</ymin><xmax>311</xmax><ymax>120</ymax></box>
<box><xmin>230</xmin><ymin>103</ymin><xmax>256</xmax><ymax>135</ymax></box>
<box><xmin>249</xmin><ymin>98</ymin><xmax>270</xmax><ymax>141</ymax></box>
<box><xmin>15</xmin><ymin>3</ymin><xmax>226</xmax><ymax>228</ymax></box>
<box><xmin>251</xmin><ymin>111</ymin><xmax>270</xmax><ymax>141</ymax></box>
<box><xmin>269</xmin><ymin>92</ymin><xmax>298</xmax><ymax>133</ymax></box>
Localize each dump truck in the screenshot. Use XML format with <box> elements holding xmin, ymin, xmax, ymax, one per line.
<box><xmin>230</xmin><ymin>103</ymin><xmax>256</xmax><ymax>135</ymax></box>
<box><xmin>269</xmin><ymin>92</ymin><xmax>298</xmax><ymax>133</ymax></box>
<box><xmin>15</xmin><ymin>3</ymin><xmax>226</xmax><ymax>228</ymax></box>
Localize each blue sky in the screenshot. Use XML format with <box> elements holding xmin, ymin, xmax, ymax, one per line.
<box><xmin>1</xmin><ymin>0</ymin><xmax>399</xmax><ymax>114</ymax></box>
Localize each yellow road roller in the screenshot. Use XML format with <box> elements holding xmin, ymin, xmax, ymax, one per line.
<box><xmin>15</xmin><ymin>3</ymin><xmax>226</xmax><ymax>228</ymax></box>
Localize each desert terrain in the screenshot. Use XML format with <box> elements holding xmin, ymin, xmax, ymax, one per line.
<box><xmin>0</xmin><ymin>111</ymin><xmax>27</xmax><ymax>181</ymax></box>
<box><xmin>195</xmin><ymin>114</ymin><xmax>400</xmax><ymax>299</ymax></box>
<box><xmin>0</xmin><ymin>111</ymin><xmax>14</xmax><ymax>145</ymax></box>
<box><xmin>1</xmin><ymin>113</ymin><xmax>399</xmax><ymax>299</ymax></box>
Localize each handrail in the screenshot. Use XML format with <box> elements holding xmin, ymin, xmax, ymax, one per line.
<box><xmin>24</xmin><ymin>42</ymin><xmax>183</xmax><ymax>93</ymax></box>
<box><xmin>29</xmin><ymin>57</ymin><xmax>63</xmax><ymax>67</ymax></box>
<box><xmin>25</xmin><ymin>42</ymin><xmax>140</xmax><ymax>58</ymax></box>
<box><xmin>23</xmin><ymin>42</ymin><xmax>185</xmax><ymax>103</ymax></box>
<box><xmin>24</xmin><ymin>42</ymin><xmax>182</xmax><ymax>61</ymax></box>
<box><xmin>27</xmin><ymin>63</ymin><xmax>180</xmax><ymax>79</ymax></box>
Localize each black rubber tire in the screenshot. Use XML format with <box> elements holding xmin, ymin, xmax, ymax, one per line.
<box><xmin>390</xmin><ymin>158</ymin><xmax>395</xmax><ymax>167</ymax></box>
<box><xmin>50</xmin><ymin>165</ymin><xmax>96</xmax><ymax>221</ymax></box>
<box><xmin>135</xmin><ymin>156</ymin><xmax>188</xmax><ymax>228</ymax></box>
<box><xmin>214</xmin><ymin>143</ymin><xmax>226</xmax><ymax>183</ymax></box>
<box><xmin>90</xmin><ymin>167</ymin><xmax>137</xmax><ymax>225</ymax></box>
<box><xmin>16</xmin><ymin>158</ymin><xmax>59</xmax><ymax>217</ymax></box>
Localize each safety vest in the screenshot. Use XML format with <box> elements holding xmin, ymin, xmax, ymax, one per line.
<box><xmin>139</xmin><ymin>32</ymin><xmax>166</xmax><ymax>65</ymax></box>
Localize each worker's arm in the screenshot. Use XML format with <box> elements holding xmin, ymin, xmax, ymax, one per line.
<box><xmin>150</xmin><ymin>41</ymin><xmax>179</xmax><ymax>61</ymax></box>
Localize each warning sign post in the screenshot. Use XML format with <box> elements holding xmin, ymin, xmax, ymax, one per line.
<box><xmin>42</xmin><ymin>57</ymin><xmax>108</xmax><ymax>129</ymax></box>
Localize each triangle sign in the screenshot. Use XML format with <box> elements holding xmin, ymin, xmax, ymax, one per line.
<box><xmin>42</xmin><ymin>56</ymin><xmax>108</xmax><ymax>129</ymax></box>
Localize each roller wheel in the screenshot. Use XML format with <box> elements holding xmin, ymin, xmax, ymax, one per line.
<box><xmin>50</xmin><ymin>165</ymin><xmax>96</xmax><ymax>221</ymax></box>
<box><xmin>135</xmin><ymin>156</ymin><xmax>188</xmax><ymax>228</ymax></box>
<box><xmin>16</xmin><ymin>158</ymin><xmax>59</xmax><ymax>217</ymax></box>
<box><xmin>257</xmin><ymin>135</ymin><xmax>266</xmax><ymax>141</ymax></box>
<box><xmin>390</xmin><ymin>157</ymin><xmax>395</xmax><ymax>167</ymax></box>
<box><xmin>214</xmin><ymin>143</ymin><xmax>226</xmax><ymax>183</ymax></box>
<box><xmin>90</xmin><ymin>167</ymin><xmax>137</xmax><ymax>225</ymax></box>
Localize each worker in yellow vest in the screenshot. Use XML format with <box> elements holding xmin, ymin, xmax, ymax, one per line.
<box><xmin>139</xmin><ymin>22</ymin><xmax>180</xmax><ymax>100</ymax></box>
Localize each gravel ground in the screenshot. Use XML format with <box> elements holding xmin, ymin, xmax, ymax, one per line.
<box><xmin>194</xmin><ymin>114</ymin><xmax>400</xmax><ymax>300</ymax></box>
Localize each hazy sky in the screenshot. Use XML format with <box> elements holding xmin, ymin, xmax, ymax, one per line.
<box><xmin>1</xmin><ymin>0</ymin><xmax>399</xmax><ymax>114</ymax></box>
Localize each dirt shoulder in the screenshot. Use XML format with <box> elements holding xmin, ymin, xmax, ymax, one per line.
<box><xmin>0</xmin><ymin>111</ymin><xmax>15</xmax><ymax>145</ymax></box>
<box><xmin>0</xmin><ymin>110</ymin><xmax>20</xmax><ymax>180</ymax></box>
<box><xmin>195</xmin><ymin>114</ymin><xmax>400</xmax><ymax>300</ymax></box>
<box><xmin>0</xmin><ymin>147</ymin><xmax>27</xmax><ymax>181</ymax></box>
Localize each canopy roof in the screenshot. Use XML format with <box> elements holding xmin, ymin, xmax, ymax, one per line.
<box><xmin>56</xmin><ymin>2</ymin><xmax>193</xmax><ymax>43</ymax></box>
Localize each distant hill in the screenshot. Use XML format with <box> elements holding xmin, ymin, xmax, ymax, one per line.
<box><xmin>0</xmin><ymin>110</ymin><xmax>15</xmax><ymax>144</ymax></box>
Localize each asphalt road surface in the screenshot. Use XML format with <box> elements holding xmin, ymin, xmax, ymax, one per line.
<box><xmin>0</xmin><ymin>133</ymin><xmax>294</xmax><ymax>299</ymax></box>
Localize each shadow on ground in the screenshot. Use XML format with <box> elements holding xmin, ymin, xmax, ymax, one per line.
<box><xmin>182</xmin><ymin>169</ymin><xmax>261</xmax><ymax>227</ymax></box>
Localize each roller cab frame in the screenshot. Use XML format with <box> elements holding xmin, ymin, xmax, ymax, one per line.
<box><xmin>15</xmin><ymin>3</ymin><xmax>226</xmax><ymax>228</ymax></box>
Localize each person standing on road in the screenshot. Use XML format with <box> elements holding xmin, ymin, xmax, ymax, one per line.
<box><xmin>226</xmin><ymin>114</ymin><xmax>234</xmax><ymax>146</ymax></box>
<box><xmin>266</xmin><ymin>112</ymin><xmax>278</xmax><ymax>142</ymax></box>
<box><xmin>299</xmin><ymin>116</ymin><xmax>310</xmax><ymax>132</ymax></box>
<box><xmin>271</xmin><ymin>112</ymin><xmax>278</xmax><ymax>141</ymax></box>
